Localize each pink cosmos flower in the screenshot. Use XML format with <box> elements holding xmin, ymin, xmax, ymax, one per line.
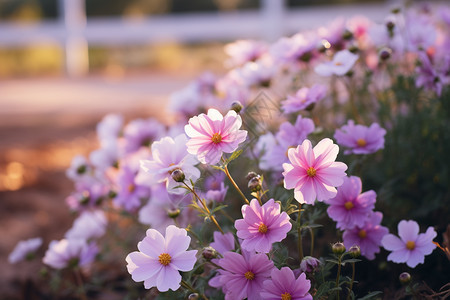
<box><xmin>282</xmin><ymin>84</ymin><xmax>327</xmax><ymax>113</ymax></box>
<box><xmin>9</xmin><ymin>237</ymin><xmax>43</xmax><ymax>264</ymax></box>
<box><xmin>261</xmin><ymin>267</ymin><xmax>313</xmax><ymax>300</ymax></box>
<box><xmin>212</xmin><ymin>250</ymin><xmax>274</xmax><ymax>300</ymax></box>
<box><xmin>123</xmin><ymin>118</ymin><xmax>165</xmax><ymax>154</ymax></box>
<box><xmin>381</xmin><ymin>220</ymin><xmax>437</xmax><ymax>268</ymax></box>
<box><xmin>343</xmin><ymin>212</ymin><xmax>388</xmax><ymax>260</ymax></box>
<box><xmin>210</xmin><ymin>231</ymin><xmax>235</xmax><ymax>255</ymax></box>
<box><xmin>283</xmin><ymin>138</ymin><xmax>348</xmax><ymax>205</ymax></box>
<box><xmin>326</xmin><ymin>176</ymin><xmax>376</xmax><ymax>230</ymax></box>
<box><xmin>126</xmin><ymin>225</ymin><xmax>198</xmax><ymax>292</ymax></box>
<box><xmin>113</xmin><ymin>166</ymin><xmax>150</xmax><ymax>211</ymax></box>
<box><xmin>235</xmin><ymin>199</ymin><xmax>292</xmax><ymax>253</ymax></box>
<box><xmin>185</xmin><ymin>109</ymin><xmax>248</xmax><ymax>165</ymax></box>
<box><xmin>315</xmin><ymin>49</ymin><xmax>359</xmax><ymax>76</ymax></box>
<box><xmin>334</xmin><ymin>120</ymin><xmax>386</xmax><ymax>155</ymax></box>
<box><xmin>43</xmin><ymin>239</ymin><xmax>98</xmax><ymax>269</ymax></box>
<box><xmin>225</xmin><ymin>39</ymin><xmax>268</xmax><ymax>67</ymax></box>
<box><xmin>65</xmin><ymin>210</ymin><xmax>107</xmax><ymax>240</ymax></box>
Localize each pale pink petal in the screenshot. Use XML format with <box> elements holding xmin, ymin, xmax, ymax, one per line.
<box><xmin>171</xmin><ymin>250</ymin><xmax>198</xmax><ymax>271</ymax></box>
<box><xmin>156</xmin><ymin>266</ymin><xmax>182</xmax><ymax>292</ymax></box>
<box><xmin>381</xmin><ymin>234</ymin><xmax>405</xmax><ymax>251</ymax></box>
<box><xmin>398</xmin><ymin>220</ymin><xmax>419</xmax><ymax>243</ymax></box>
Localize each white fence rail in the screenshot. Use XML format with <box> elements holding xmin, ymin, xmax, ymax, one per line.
<box><xmin>0</xmin><ymin>0</ymin><xmax>399</xmax><ymax>76</ymax></box>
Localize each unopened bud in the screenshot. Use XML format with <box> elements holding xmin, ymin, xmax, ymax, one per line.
<box><xmin>231</xmin><ymin>101</ymin><xmax>243</xmax><ymax>113</ymax></box>
<box><xmin>399</xmin><ymin>272</ymin><xmax>411</xmax><ymax>285</ymax></box>
<box><xmin>171</xmin><ymin>169</ymin><xmax>185</xmax><ymax>183</ymax></box>
<box><xmin>248</xmin><ymin>176</ymin><xmax>262</xmax><ymax>192</ymax></box>
<box><xmin>76</xmin><ymin>165</ymin><xmax>87</xmax><ymax>175</ymax></box>
<box><xmin>391</xmin><ymin>7</ymin><xmax>401</xmax><ymax>14</ymax></box>
<box><xmin>188</xmin><ymin>293</ymin><xmax>199</xmax><ymax>300</ymax></box>
<box><xmin>379</xmin><ymin>47</ymin><xmax>392</xmax><ymax>61</ymax></box>
<box><xmin>332</xmin><ymin>242</ymin><xmax>346</xmax><ymax>255</ymax></box>
<box><xmin>386</xmin><ymin>21</ymin><xmax>395</xmax><ymax>31</ymax></box>
<box><xmin>348</xmin><ymin>245</ymin><xmax>361</xmax><ymax>258</ymax></box>
<box><xmin>342</xmin><ymin>30</ymin><xmax>353</xmax><ymax>40</ymax></box>
<box><xmin>246</xmin><ymin>171</ymin><xmax>258</xmax><ymax>181</ymax></box>
<box><xmin>300</xmin><ymin>256</ymin><xmax>321</xmax><ymax>273</ymax></box>
<box><xmin>348</xmin><ymin>45</ymin><xmax>359</xmax><ymax>54</ymax></box>
<box><xmin>167</xmin><ymin>209</ymin><xmax>181</xmax><ymax>219</ymax></box>
<box><xmin>202</xmin><ymin>246</ymin><xmax>218</xmax><ymax>260</ymax></box>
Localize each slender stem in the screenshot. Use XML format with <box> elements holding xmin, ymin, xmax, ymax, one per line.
<box><xmin>336</xmin><ymin>256</ymin><xmax>342</xmax><ymax>300</ymax></box>
<box><xmin>297</xmin><ymin>203</ymin><xmax>304</xmax><ymax>262</ymax></box>
<box><xmin>180</xmin><ymin>280</ymin><xmax>209</xmax><ymax>300</ymax></box>
<box><xmin>183</xmin><ymin>182</ymin><xmax>224</xmax><ymax>234</ymax></box>
<box><xmin>223</xmin><ymin>165</ymin><xmax>249</xmax><ymax>205</ymax></box>
<box><xmin>73</xmin><ymin>268</ymin><xmax>87</xmax><ymax>300</ymax></box>
<box><xmin>347</xmin><ymin>262</ymin><xmax>356</xmax><ymax>300</ymax></box>
<box><xmin>309</xmin><ymin>227</ymin><xmax>315</xmax><ymax>256</ymax></box>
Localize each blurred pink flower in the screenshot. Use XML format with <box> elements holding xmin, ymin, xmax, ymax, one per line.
<box><xmin>315</xmin><ymin>49</ymin><xmax>359</xmax><ymax>76</ymax></box>
<box><xmin>281</xmin><ymin>84</ymin><xmax>327</xmax><ymax>113</ymax></box>
<box><xmin>65</xmin><ymin>210</ymin><xmax>107</xmax><ymax>240</ymax></box>
<box><xmin>225</xmin><ymin>39</ymin><xmax>268</xmax><ymax>67</ymax></box>
<box><xmin>185</xmin><ymin>109</ymin><xmax>247</xmax><ymax>164</ymax></box>
<box><xmin>283</xmin><ymin>138</ymin><xmax>347</xmax><ymax>205</ymax></box>
<box><xmin>210</xmin><ymin>231</ymin><xmax>235</xmax><ymax>255</ymax></box>
<box><xmin>326</xmin><ymin>176</ymin><xmax>376</xmax><ymax>230</ymax></box>
<box><xmin>43</xmin><ymin>239</ymin><xmax>98</xmax><ymax>269</ymax></box>
<box><xmin>235</xmin><ymin>199</ymin><xmax>292</xmax><ymax>253</ymax></box>
<box><xmin>261</xmin><ymin>267</ymin><xmax>312</xmax><ymax>300</ymax></box>
<box><xmin>381</xmin><ymin>220</ymin><xmax>437</xmax><ymax>268</ymax></box>
<box><xmin>9</xmin><ymin>237</ymin><xmax>42</xmax><ymax>264</ymax></box>
<box><xmin>343</xmin><ymin>212</ymin><xmax>388</xmax><ymax>260</ymax></box>
<box><xmin>334</xmin><ymin>120</ymin><xmax>386</xmax><ymax>155</ymax></box>
<box><xmin>126</xmin><ymin>225</ymin><xmax>197</xmax><ymax>292</ymax></box>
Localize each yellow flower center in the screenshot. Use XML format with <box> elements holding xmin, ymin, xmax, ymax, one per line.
<box><xmin>335</xmin><ymin>62</ymin><xmax>343</xmax><ymax>66</ymax></box>
<box><xmin>244</xmin><ymin>271</ymin><xmax>255</xmax><ymax>280</ymax></box>
<box><xmin>158</xmin><ymin>253</ymin><xmax>171</xmax><ymax>266</ymax></box>
<box><xmin>356</xmin><ymin>138</ymin><xmax>367</xmax><ymax>147</ymax></box>
<box><xmin>358</xmin><ymin>229</ymin><xmax>367</xmax><ymax>239</ymax></box>
<box><xmin>258</xmin><ymin>223</ymin><xmax>268</xmax><ymax>234</ymax></box>
<box><xmin>344</xmin><ymin>201</ymin><xmax>354</xmax><ymax>210</ymax></box>
<box><xmin>307</xmin><ymin>167</ymin><xmax>317</xmax><ymax>177</ymax></box>
<box><xmin>128</xmin><ymin>184</ymin><xmax>136</xmax><ymax>193</ymax></box>
<box><xmin>406</xmin><ymin>241</ymin><xmax>416</xmax><ymax>250</ymax></box>
<box><xmin>281</xmin><ymin>292</ymin><xmax>292</xmax><ymax>300</ymax></box>
<box><xmin>211</xmin><ymin>133</ymin><xmax>222</xmax><ymax>144</ymax></box>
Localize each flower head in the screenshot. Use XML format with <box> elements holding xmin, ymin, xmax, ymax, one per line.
<box><xmin>334</xmin><ymin>121</ymin><xmax>386</xmax><ymax>155</ymax></box>
<box><xmin>43</xmin><ymin>239</ymin><xmax>98</xmax><ymax>269</ymax></box>
<box><xmin>282</xmin><ymin>84</ymin><xmax>327</xmax><ymax>113</ymax></box>
<box><xmin>315</xmin><ymin>49</ymin><xmax>359</xmax><ymax>76</ymax></box>
<box><xmin>283</xmin><ymin>138</ymin><xmax>347</xmax><ymax>204</ymax></box>
<box><xmin>185</xmin><ymin>109</ymin><xmax>247</xmax><ymax>164</ymax></box>
<box><xmin>235</xmin><ymin>199</ymin><xmax>292</xmax><ymax>253</ymax></box>
<box><xmin>9</xmin><ymin>237</ymin><xmax>43</xmax><ymax>264</ymax></box>
<box><xmin>65</xmin><ymin>210</ymin><xmax>107</xmax><ymax>240</ymax></box>
<box><xmin>126</xmin><ymin>225</ymin><xmax>198</xmax><ymax>292</ymax></box>
<box><xmin>326</xmin><ymin>176</ymin><xmax>376</xmax><ymax>230</ymax></box>
<box><xmin>381</xmin><ymin>220</ymin><xmax>437</xmax><ymax>268</ymax></box>
<box><xmin>114</xmin><ymin>166</ymin><xmax>150</xmax><ymax>211</ymax></box>
<box><xmin>261</xmin><ymin>267</ymin><xmax>312</xmax><ymax>300</ymax></box>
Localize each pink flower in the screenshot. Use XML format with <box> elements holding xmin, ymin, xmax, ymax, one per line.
<box><xmin>43</xmin><ymin>239</ymin><xmax>98</xmax><ymax>269</ymax></box>
<box><xmin>235</xmin><ymin>199</ymin><xmax>292</xmax><ymax>253</ymax></box>
<box><xmin>9</xmin><ymin>237</ymin><xmax>43</xmax><ymax>264</ymax></box>
<box><xmin>326</xmin><ymin>176</ymin><xmax>376</xmax><ymax>230</ymax></box>
<box><xmin>185</xmin><ymin>109</ymin><xmax>248</xmax><ymax>164</ymax></box>
<box><xmin>283</xmin><ymin>138</ymin><xmax>347</xmax><ymax>205</ymax></box>
<box><xmin>343</xmin><ymin>212</ymin><xmax>389</xmax><ymax>260</ymax></box>
<box><xmin>225</xmin><ymin>39</ymin><xmax>268</xmax><ymax>67</ymax></box>
<box><xmin>65</xmin><ymin>210</ymin><xmax>107</xmax><ymax>240</ymax></box>
<box><xmin>210</xmin><ymin>231</ymin><xmax>235</xmax><ymax>255</ymax></box>
<box><xmin>261</xmin><ymin>267</ymin><xmax>312</xmax><ymax>300</ymax></box>
<box><xmin>315</xmin><ymin>49</ymin><xmax>359</xmax><ymax>76</ymax></box>
<box><xmin>334</xmin><ymin>121</ymin><xmax>386</xmax><ymax>155</ymax></box>
<box><xmin>212</xmin><ymin>250</ymin><xmax>274</xmax><ymax>300</ymax></box>
<box><xmin>126</xmin><ymin>225</ymin><xmax>198</xmax><ymax>292</ymax></box>
<box><xmin>282</xmin><ymin>84</ymin><xmax>327</xmax><ymax>113</ymax></box>
<box><xmin>381</xmin><ymin>220</ymin><xmax>437</xmax><ymax>268</ymax></box>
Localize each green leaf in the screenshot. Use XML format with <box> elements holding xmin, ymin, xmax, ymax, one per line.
<box><xmin>210</xmin><ymin>205</ymin><xmax>228</xmax><ymax>214</ymax></box>
<box><xmin>357</xmin><ymin>291</ymin><xmax>383</xmax><ymax>300</ymax></box>
<box><xmin>223</xmin><ymin>149</ymin><xmax>243</xmax><ymax>165</ymax></box>
<box><xmin>342</xmin><ymin>258</ymin><xmax>362</xmax><ymax>264</ymax></box>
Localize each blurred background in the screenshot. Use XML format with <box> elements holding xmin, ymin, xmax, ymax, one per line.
<box><xmin>0</xmin><ymin>0</ymin><xmax>441</xmax><ymax>298</ymax></box>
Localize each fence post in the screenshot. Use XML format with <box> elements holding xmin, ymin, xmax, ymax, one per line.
<box><xmin>58</xmin><ymin>0</ymin><xmax>89</xmax><ymax>77</ymax></box>
<box><xmin>260</xmin><ymin>0</ymin><xmax>285</xmax><ymax>42</ymax></box>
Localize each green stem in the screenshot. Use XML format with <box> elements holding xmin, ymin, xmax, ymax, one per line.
<box><xmin>180</xmin><ymin>280</ymin><xmax>209</xmax><ymax>300</ymax></box>
<box><xmin>297</xmin><ymin>203</ymin><xmax>304</xmax><ymax>262</ymax></box>
<box><xmin>336</xmin><ymin>255</ymin><xmax>342</xmax><ymax>300</ymax></box>
<box><xmin>309</xmin><ymin>227</ymin><xmax>315</xmax><ymax>256</ymax></box>
<box><xmin>347</xmin><ymin>262</ymin><xmax>356</xmax><ymax>300</ymax></box>
<box><xmin>73</xmin><ymin>268</ymin><xmax>87</xmax><ymax>300</ymax></box>
<box><xmin>223</xmin><ymin>165</ymin><xmax>249</xmax><ymax>205</ymax></box>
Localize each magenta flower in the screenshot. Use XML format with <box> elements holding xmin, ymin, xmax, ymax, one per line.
<box><xmin>334</xmin><ymin>120</ymin><xmax>386</xmax><ymax>155</ymax></box>
<box><xmin>235</xmin><ymin>199</ymin><xmax>292</xmax><ymax>253</ymax></box>
<box><xmin>343</xmin><ymin>212</ymin><xmax>389</xmax><ymax>260</ymax></box>
<box><xmin>123</xmin><ymin>118</ymin><xmax>165</xmax><ymax>154</ymax></box>
<box><xmin>212</xmin><ymin>250</ymin><xmax>274</xmax><ymax>300</ymax></box>
<box><xmin>224</xmin><ymin>39</ymin><xmax>268</xmax><ymax>67</ymax></box>
<box><xmin>126</xmin><ymin>225</ymin><xmax>198</xmax><ymax>292</ymax></box>
<box><xmin>315</xmin><ymin>49</ymin><xmax>359</xmax><ymax>76</ymax></box>
<box><xmin>281</xmin><ymin>84</ymin><xmax>327</xmax><ymax>113</ymax></box>
<box><xmin>114</xmin><ymin>166</ymin><xmax>150</xmax><ymax>211</ymax></box>
<box><xmin>381</xmin><ymin>220</ymin><xmax>437</xmax><ymax>268</ymax></box>
<box><xmin>43</xmin><ymin>239</ymin><xmax>98</xmax><ymax>269</ymax></box>
<box><xmin>326</xmin><ymin>176</ymin><xmax>376</xmax><ymax>230</ymax></box>
<box><xmin>260</xmin><ymin>267</ymin><xmax>312</xmax><ymax>300</ymax></box>
<box><xmin>210</xmin><ymin>231</ymin><xmax>235</xmax><ymax>255</ymax></box>
<box><xmin>9</xmin><ymin>237</ymin><xmax>43</xmax><ymax>264</ymax></box>
<box><xmin>283</xmin><ymin>138</ymin><xmax>347</xmax><ymax>205</ymax></box>
<box><xmin>185</xmin><ymin>108</ymin><xmax>248</xmax><ymax>165</ymax></box>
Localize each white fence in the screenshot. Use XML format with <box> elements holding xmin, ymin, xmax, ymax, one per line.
<box><xmin>0</xmin><ymin>0</ymin><xmax>400</xmax><ymax>77</ymax></box>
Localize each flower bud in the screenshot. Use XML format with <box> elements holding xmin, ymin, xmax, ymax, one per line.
<box><xmin>399</xmin><ymin>272</ymin><xmax>411</xmax><ymax>285</ymax></box>
<box><xmin>300</xmin><ymin>256</ymin><xmax>321</xmax><ymax>273</ymax></box>
<box><xmin>348</xmin><ymin>45</ymin><xmax>359</xmax><ymax>54</ymax></box>
<box><xmin>202</xmin><ymin>246</ymin><xmax>218</xmax><ymax>260</ymax></box>
<box><xmin>391</xmin><ymin>7</ymin><xmax>401</xmax><ymax>14</ymax></box>
<box><xmin>76</xmin><ymin>165</ymin><xmax>87</xmax><ymax>175</ymax></box>
<box><xmin>231</xmin><ymin>101</ymin><xmax>243</xmax><ymax>113</ymax></box>
<box><xmin>246</xmin><ymin>171</ymin><xmax>258</xmax><ymax>181</ymax></box>
<box><xmin>171</xmin><ymin>169</ymin><xmax>185</xmax><ymax>183</ymax></box>
<box><xmin>348</xmin><ymin>245</ymin><xmax>361</xmax><ymax>258</ymax></box>
<box><xmin>188</xmin><ymin>293</ymin><xmax>199</xmax><ymax>300</ymax></box>
<box><xmin>248</xmin><ymin>176</ymin><xmax>262</xmax><ymax>192</ymax></box>
<box><xmin>386</xmin><ymin>21</ymin><xmax>395</xmax><ymax>31</ymax></box>
<box><xmin>379</xmin><ymin>47</ymin><xmax>392</xmax><ymax>61</ymax></box>
<box><xmin>167</xmin><ymin>209</ymin><xmax>181</xmax><ymax>219</ymax></box>
<box><xmin>332</xmin><ymin>242</ymin><xmax>346</xmax><ymax>255</ymax></box>
<box><xmin>342</xmin><ymin>30</ymin><xmax>353</xmax><ymax>40</ymax></box>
